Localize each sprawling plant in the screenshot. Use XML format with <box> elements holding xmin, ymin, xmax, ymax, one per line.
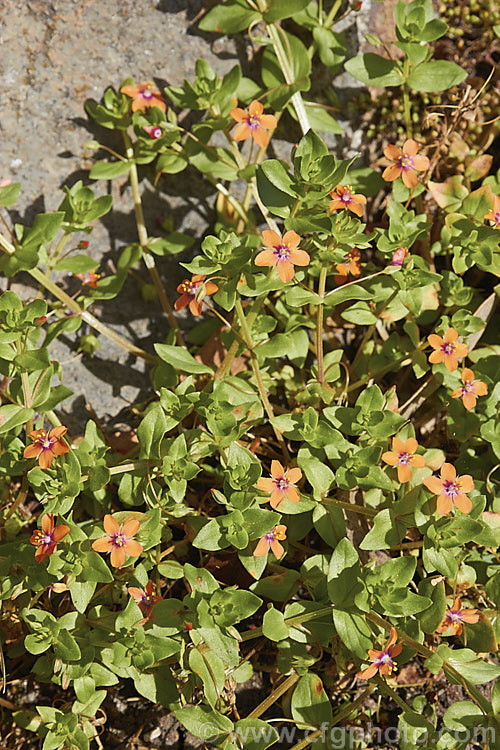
<box><xmin>1</xmin><ymin>1</ymin><xmax>499</xmax><ymax>748</ymax></box>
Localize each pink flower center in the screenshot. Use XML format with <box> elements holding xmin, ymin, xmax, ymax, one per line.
<box><xmin>142</xmin><ymin>89</ymin><xmax>154</xmax><ymax>100</ymax></box>
<box><xmin>375</xmin><ymin>651</ymin><xmax>394</xmax><ymax>671</ymax></box>
<box><xmin>441</xmin><ymin>342</ymin><xmax>455</xmax><ymax>355</ymax></box>
<box><xmin>399</xmin><ymin>154</ymin><xmax>414</xmax><ymax>170</ymax></box>
<box><xmin>494</xmin><ymin>211</ymin><xmax>500</xmax><ymax>225</ymax></box>
<box><xmin>151</xmin><ymin>127</ymin><xmax>162</xmax><ymax>138</ymax></box>
<box><xmin>461</xmin><ymin>381</ymin><xmax>474</xmax><ymax>394</ymax></box>
<box><xmin>443</xmin><ymin>480</ymin><xmax>460</xmax><ymax>498</ymax></box>
<box><xmin>274</xmin><ymin>244</ymin><xmax>291</xmax><ymax>261</ymax></box>
<box><xmin>248</xmin><ymin>113</ymin><xmax>262</xmax><ymax>129</ymax></box>
<box><xmin>340</xmin><ymin>188</ymin><xmax>353</xmax><ymax>203</ymax></box>
<box><xmin>275</xmin><ymin>477</ymin><xmax>290</xmax><ymax>491</ymax></box>
<box><xmin>180</xmin><ymin>281</ymin><xmax>200</xmax><ymax>299</ymax></box>
<box><xmin>41</xmin><ymin>438</ymin><xmax>53</xmax><ymax>450</ymax></box>
<box><xmin>265</xmin><ymin>527</ymin><xmax>278</xmax><ymax>543</ymax></box>
<box><xmin>112</xmin><ymin>532</ymin><xmax>127</xmax><ymax>547</ymax></box>
<box><xmin>398</xmin><ymin>451</ymin><xmax>411</xmax><ymax>465</ymax></box>
<box><xmin>449</xmin><ymin>611</ymin><xmax>462</xmax><ymax>623</ymax></box>
<box><xmin>36</xmin><ymin>531</ymin><xmax>54</xmax><ymax>545</ymax></box>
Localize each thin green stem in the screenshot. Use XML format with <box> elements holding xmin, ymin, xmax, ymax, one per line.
<box><xmin>402</xmin><ymin>57</ymin><xmax>413</xmax><ymax>139</ymax></box>
<box><xmin>234</xmin><ymin>299</ymin><xmax>289</xmax><ymax>459</ymax></box>
<box><xmin>350</xmin><ymin>288</ymin><xmax>398</xmax><ymax>372</ymax></box>
<box><xmin>316</xmin><ymin>266</ymin><xmax>328</xmax><ymax>385</ymax></box>
<box><xmin>123</xmin><ymin>132</ymin><xmax>182</xmax><ymax>345</ymax></box>
<box><xmin>324</xmin><ymin>0</ymin><xmax>343</xmax><ymax>26</ymax></box>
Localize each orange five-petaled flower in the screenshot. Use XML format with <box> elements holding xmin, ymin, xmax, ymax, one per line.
<box><xmin>128</xmin><ymin>581</ymin><xmax>161</xmax><ymax>618</ymax></box>
<box><xmin>174</xmin><ymin>275</ymin><xmax>218</xmax><ymax>316</ymax></box>
<box><xmin>382</xmin><ymin>437</ymin><xmax>426</xmax><ymax>483</ymax></box>
<box><xmin>484</xmin><ymin>194</ymin><xmax>500</xmax><ymax>229</ymax></box>
<box><xmin>437</xmin><ymin>598</ymin><xmax>480</xmax><ymax>636</ymax></box>
<box><xmin>75</xmin><ymin>270</ymin><xmax>100</xmax><ymax>289</ymax></box>
<box><xmin>382</xmin><ymin>139</ymin><xmax>429</xmax><ymax>189</ymax></box>
<box><xmin>30</xmin><ymin>513</ymin><xmax>70</xmax><ymax>563</ymax></box>
<box><xmin>257</xmin><ymin>461</ymin><xmax>302</xmax><ymax>510</ymax></box>
<box><xmin>255</xmin><ymin>230</ymin><xmax>310</xmax><ymax>283</ymax></box>
<box><xmin>357</xmin><ymin>627</ymin><xmax>402</xmax><ymax>680</ymax></box>
<box><xmin>24</xmin><ymin>426</ymin><xmax>70</xmax><ymax>470</ymax></box>
<box><xmin>254</xmin><ymin>525</ymin><xmax>287</xmax><ymax>558</ymax></box>
<box><xmin>334</xmin><ymin>248</ymin><xmax>361</xmax><ymax>285</ymax></box>
<box><xmin>452</xmin><ymin>368</ymin><xmax>488</xmax><ymax>411</ymax></box>
<box><xmin>423</xmin><ymin>463</ymin><xmax>475</xmax><ymax>515</ymax></box>
<box><xmin>92</xmin><ymin>514</ymin><xmax>143</xmax><ymax>568</ymax></box>
<box><xmin>329</xmin><ymin>185</ymin><xmax>367</xmax><ymax>218</ymax></box>
<box><xmin>120</xmin><ymin>80</ymin><xmax>166</xmax><ymax>112</ymax></box>
<box><xmin>427</xmin><ymin>327</ymin><xmax>468</xmax><ymax>372</ymax></box>
<box><xmin>230</xmin><ymin>100</ymin><xmax>277</xmax><ymax>149</ymax></box>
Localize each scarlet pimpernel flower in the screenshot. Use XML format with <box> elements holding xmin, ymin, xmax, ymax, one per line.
<box><xmin>382</xmin><ymin>437</ymin><xmax>425</xmax><ymax>483</ymax></box>
<box><xmin>174</xmin><ymin>275</ymin><xmax>218</xmax><ymax>316</ymax></box>
<box><xmin>357</xmin><ymin>627</ymin><xmax>402</xmax><ymax>680</ymax></box>
<box><xmin>437</xmin><ymin>598</ymin><xmax>480</xmax><ymax>636</ymax></box>
<box><xmin>24</xmin><ymin>426</ymin><xmax>70</xmax><ymax>470</ymax></box>
<box><xmin>30</xmin><ymin>513</ymin><xmax>70</xmax><ymax>563</ymax></box>
<box><xmin>257</xmin><ymin>461</ymin><xmax>302</xmax><ymax>510</ymax></box>
<box><xmin>75</xmin><ymin>270</ymin><xmax>100</xmax><ymax>289</ymax></box>
<box><xmin>452</xmin><ymin>368</ymin><xmax>488</xmax><ymax>410</ymax></box>
<box><xmin>329</xmin><ymin>185</ymin><xmax>367</xmax><ymax>217</ymax></box>
<box><xmin>382</xmin><ymin>139</ymin><xmax>429</xmax><ymax>189</ymax></box>
<box><xmin>423</xmin><ymin>463</ymin><xmax>475</xmax><ymax>515</ymax></box>
<box><xmin>230</xmin><ymin>100</ymin><xmax>277</xmax><ymax>148</ymax></box>
<box><xmin>128</xmin><ymin>581</ymin><xmax>161</xmax><ymax>617</ymax></box>
<box><xmin>254</xmin><ymin>525</ymin><xmax>287</xmax><ymax>558</ymax></box>
<box><xmin>391</xmin><ymin>247</ymin><xmax>408</xmax><ymax>267</ymax></box>
<box><xmin>484</xmin><ymin>194</ymin><xmax>500</xmax><ymax>228</ymax></box>
<box><xmin>92</xmin><ymin>514</ymin><xmax>143</xmax><ymax>568</ymax></box>
<box><xmin>427</xmin><ymin>327</ymin><xmax>468</xmax><ymax>372</ymax></box>
<box><xmin>120</xmin><ymin>80</ymin><xmax>166</xmax><ymax>112</ymax></box>
<box><xmin>255</xmin><ymin>230</ymin><xmax>310</xmax><ymax>283</ymax></box>
<box><xmin>334</xmin><ymin>248</ymin><xmax>361</xmax><ymax>284</ymax></box>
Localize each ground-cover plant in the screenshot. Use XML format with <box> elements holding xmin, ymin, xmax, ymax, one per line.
<box><xmin>1</xmin><ymin>0</ymin><xmax>500</xmax><ymax>748</ymax></box>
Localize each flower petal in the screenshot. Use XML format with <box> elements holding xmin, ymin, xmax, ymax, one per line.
<box><xmin>423</xmin><ymin>476</ymin><xmax>444</xmax><ymax>495</ymax></box>
<box><xmin>24</xmin><ymin>444</ymin><xmax>41</xmax><ymax>459</ymax></box>
<box><xmin>121</xmin><ymin>519</ymin><xmax>140</xmax><ymax>538</ymax></box>
<box><xmin>92</xmin><ymin>537</ymin><xmax>113</xmax><ymax>552</ymax></box>
<box><xmin>262</xmin><ymin>230</ymin><xmax>282</xmax><ymax>249</ymax></box>
<box><xmin>402</xmin><ymin>139</ymin><xmax>419</xmax><ymax>155</ymax></box>
<box><xmin>248</xmin><ymin>100</ymin><xmax>263</xmax><ymax>116</ymax></box>
<box><xmin>233</xmin><ymin>122</ymin><xmax>252</xmax><ymax>141</ymax></box>
<box><xmin>402</xmin><ymin>169</ymin><xmax>418</xmax><ymax>189</ymax></box>
<box><xmin>52</xmin><ymin>441</ymin><xmax>70</xmax><ymax>456</ymax></box>
<box><xmin>269</xmin><ymin>490</ymin><xmax>285</xmax><ymax>509</ymax></box>
<box><xmin>286</xmin><ymin>467</ymin><xmax>302</xmax><ymax>484</ymax></box>
<box><xmin>428</xmin><ymin>334</ymin><xmax>443</xmax><ymax>350</ymax></box>
<box><xmin>412</xmin><ymin>155</ymin><xmax>429</xmax><ymax>171</ymax></box>
<box><xmin>429</xmin><ymin>350</ymin><xmax>444</xmax><ymax>364</ymax></box>
<box><xmin>444</xmin><ymin>354</ymin><xmax>458</xmax><ymax>371</ymax></box>
<box><xmin>462</xmin><ymin>393</ymin><xmax>476</xmax><ymax>410</ymax></box>
<box><xmin>271</xmin><ymin>460</ymin><xmax>285</xmax><ymax>478</ymax></box>
<box><xmin>440</xmin><ymin>463</ymin><xmax>456</xmax><ymax>481</ymax></box>
<box><xmin>475</xmin><ymin>382</ymin><xmax>488</xmax><ymax>396</ymax></box>
<box><xmin>454</xmin><ymin>343</ymin><xmax>468</xmax><ymax>358</ymax></box>
<box><xmin>284</xmin><ymin>485</ymin><xmax>300</xmax><ymax>503</ymax></box>
<box><xmin>276</xmin><ymin>260</ymin><xmax>295</xmax><ymax>283</ymax></box>
<box><xmin>454</xmin><ymin>493</ymin><xmax>472</xmax><ymax>514</ymax></box>
<box><xmin>252</xmin><ymin>127</ymin><xmax>270</xmax><ymax>149</ymax></box>
<box><xmin>404</xmin><ymin>438</ymin><xmax>418</xmax><ymax>454</ymax></box>
<box><xmin>382</xmin><ymin>451</ymin><xmax>399</xmax><ymax>466</ymax></box>
<box><xmin>254</xmin><ymin>537</ymin><xmax>270</xmax><ymax>557</ymax></box>
<box><xmin>110</xmin><ymin>546</ymin><xmax>126</xmax><ymax>568</ymax></box>
<box><xmin>257</xmin><ymin>478</ymin><xmax>278</xmax><ymax>493</ymax></box>
<box><xmin>230</xmin><ymin>107</ymin><xmax>247</xmax><ymax>122</ymax></box>
<box><xmin>397</xmin><ymin>464</ymin><xmax>412</xmax><ymax>483</ymax></box>
<box><xmin>436</xmin><ymin>493</ymin><xmax>452</xmax><ymax>515</ymax></box>
<box><xmin>444</xmin><ymin>328</ymin><xmax>458</xmax><ymax>343</ymax></box>
<box><xmin>384</xmin><ymin>144</ymin><xmax>401</xmax><ymax>161</ymax></box>
<box><xmin>382</xmin><ymin>164</ymin><xmax>401</xmax><ymax>182</ymax></box>
<box><xmin>283</xmin><ymin>230</ymin><xmax>301</xmax><ymax>249</ymax></box>
<box><xmin>349</xmin><ymin>202</ymin><xmax>364</xmax><ymax>217</ymax></box>
<box><xmin>52</xmin><ymin>525</ymin><xmax>70</xmax><ymax>542</ymax></box>
<box><xmin>260</xmin><ymin>114</ymin><xmax>277</xmax><ymax>130</ymax></box>
<box><xmin>357</xmin><ymin>662</ymin><xmax>379</xmax><ymax>680</ymax></box>
<box><xmin>39</xmin><ymin>450</ymin><xmax>54</xmax><ymax>470</ymax></box>
<box><xmin>103</xmin><ymin>514</ymin><xmax>120</xmax><ymax>535</ymax></box>
<box><xmin>458</xmin><ymin>474</ymin><xmax>474</xmax><ymax>493</ymax></box>
<box><xmin>270</xmin><ymin>539</ymin><xmax>284</xmax><ymax>559</ymax></box>
<box><xmin>41</xmin><ymin>513</ymin><xmax>54</xmax><ymax>533</ymax></box>
<box><xmin>410</xmin><ymin>454</ymin><xmax>426</xmax><ymax>468</ymax></box>
<box><xmin>289</xmin><ymin>249</ymin><xmax>310</xmax><ymax>267</ymax></box>
<box><xmin>123</xmin><ymin>539</ymin><xmax>143</xmax><ymax>558</ymax></box>
<box><xmin>255</xmin><ymin>249</ymin><xmax>276</xmax><ymax>267</ymax></box>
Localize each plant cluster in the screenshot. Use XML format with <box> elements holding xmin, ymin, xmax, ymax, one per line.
<box><xmin>0</xmin><ymin>0</ymin><xmax>500</xmax><ymax>748</ymax></box>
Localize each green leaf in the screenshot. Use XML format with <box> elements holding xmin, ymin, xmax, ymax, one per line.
<box><xmin>0</xmin><ymin>182</ymin><xmax>21</xmax><ymax>207</ymax></box>
<box><xmin>262</xmin><ymin>606</ymin><xmax>289</xmax><ymax>641</ymax></box>
<box><xmin>233</xmin><ymin>718</ymin><xmax>279</xmax><ymax>750</ymax></box>
<box><xmin>198</xmin><ymin>0</ymin><xmax>260</xmax><ymax>32</ymax></box>
<box><xmin>174</xmin><ymin>706</ymin><xmax>233</xmax><ymax>740</ymax></box>
<box><xmin>345</xmin><ymin>54</ymin><xmax>404</xmax><ymax>87</ymax></box>
<box><xmin>53</xmin><ymin>629</ymin><xmax>81</xmax><ymax>661</ymax></box>
<box><xmin>417</xmin><ymin>579</ymin><xmax>446</xmax><ymax>634</ymax></box>
<box><xmin>360</xmin><ymin>509</ymin><xmax>407</xmax><ymax>550</ymax></box>
<box><xmin>291</xmin><ymin>672</ymin><xmax>333</xmax><ymax>728</ymax></box>
<box><xmin>327</xmin><ymin>538</ymin><xmax>362</xmax><ymax>608</ymax></box>
<box><xmin>332</xmin><ymin>611</ymin><xmax>373</xmax><ymax>658</ymax></box>
<box><xmin>137</xmin><ymin>402</ymin><xmax>168</xmax><ymax>460</ymax></box>
<box><xmin>155</xmin><ymin>344</ymin><xmax>213</xmax><ymax>374</ymax></box>
<box><xmin>0</xmin><ymin>405</ymin><xmax>34</xmax><ymax>435</ymax></box>
<box><xmin>89</xmin><ymin>160</ymin><xmax>131</xmax><ymax>179</ymax></box>
<box><xmin>263</xmin><ymin>0</ymin><xmax>310</xmax><ymax>21</ymax></box>
<box><xmin>407</xmin><ymin>60</ymin><xmax>467</xmax><ymax>93</ymax></box>
<box><xmin>189</xmin><ymin>649</ymin><xmax>226</xmax><ymax>710</ymax></box>
<box><xmin>447</xmin><ymin>649</ymin><xmax>500</xmax><ymax>684</ymax></box>
<box><xmin>70</xmin><ymin>581</ymin><xmax>97</xmax><ymax>613</ymax></box>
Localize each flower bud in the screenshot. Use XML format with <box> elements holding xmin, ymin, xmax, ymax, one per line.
<box><xmin>78</xmin><ymin>240</ymin><xmax>90</xmax><ymax>249</ymax></box>
<box><xmin>391</xmin><ymin>247</ymin><xmax>408</xmax><ymax>267</ymax></box>
<box><xmin>34</xmin><ymin>316</ymin><xmax>47</xmax><ymax>326</ymax></box>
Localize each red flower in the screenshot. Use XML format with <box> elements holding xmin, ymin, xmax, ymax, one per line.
<box><xmin>357</xmin><ymin>627</ymin><xmax>402</xmax><ymax>680</ymax></box>
<box><xmin>257</xmin><ymin>461</ymin><xmax>302</xmax><ymax>510</ymax></box>
<box><xmin>423</xmin><ymin>462</ymin><xmax>475</xmax><ymax>515</ymax></box>
<box><xmin>382</xmin><ymin>437</ymin><xmax>425</xmax><ymax>483</ymax></box>
<box><xmin>24</xmin><ymin>426</ymin><xmax>70</xmax><ymax>470</ymax></box>
<box><xmin>128</xmin><ymin>581</ymin><xmax>161</xmax><ymax>618</ymax></box>
<box><xmin>329</xmin><ymin>185</ymin><xmax>366</xmax><ymax>218</ymax></box>
<box><xmin>30</xmin><ymin>513</ymin><xmax>70</xmax><ymax>563</ymax></box>
<box><xmin>436</xmin><ymin>597</ymin><xmax>480</xmax><ymax>636</ymax></box>
<box><xmin>92</xmin><ymin>514</ymin><xmax>143</xmax><ymax>568</ymax></box>
<box><xmin>255</xmin><ymin>230</ymin><xmax>310</xmax><ymax>283</ymax></box>
<box><xmin>484</xmin><ymin>194</ymin><xmax>500</xmax><ymax>229</ymax></box>
<box><xmin>254</xmin><ymin>525</ymin><xmax>287</xmax><ymax>558</ymax></box>
<box><xmin>120</xmin><ymin>81</ymin><xmax>166</xmax><ymax>112</ymax></box>
<box><xmin>75</xmin><ymin>270</ymin><xmax>100</xmax><ymax>289</ymax></box>
<box><xmin>334</xmin><ymin>248</ymin><xmax>361</xmax><ymax>284</ymax></box>
<box><xmin>427</xmin><ymin>327</ymin><xmax>468</xmax><ymax>372</ymax></box>
<box><xmin>230</xmin><ymin>100</ymin><xmax>277</xmax><ymax>149</ymax></box>
<box><xmin>382</xmin><ymin>139</ymin><xmax>429</xmax><ymax>189</ymax></box>
<box><xmin>174</xmin><ymin>275</ymin><xmax>218</xmax><ymax>316</ymax></box>
<box><xmin>452</xmin><ymin>368</ymin><xmax>488</xmax><ymax>411</ymax></box>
